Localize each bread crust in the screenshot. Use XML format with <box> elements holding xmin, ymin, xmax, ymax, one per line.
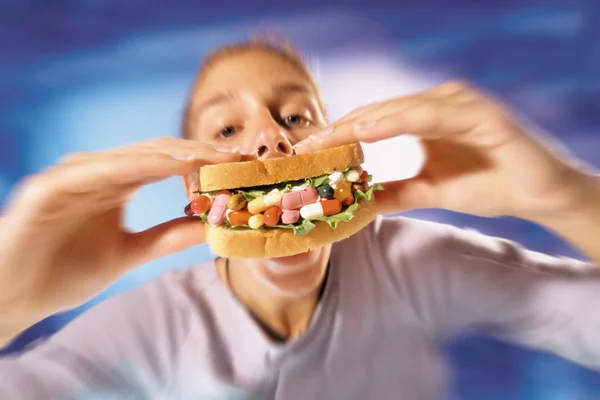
<box><xmin>205</xmin><ymin>198</ymin><xmax>376</xmax><ymax>258</ymax></box>
<box><xmin>199</xmin><ymin>143</ymin><xmax>364</xmax><ymax>192</ymax></box>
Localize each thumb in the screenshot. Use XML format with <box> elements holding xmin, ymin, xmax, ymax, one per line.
<box><xmin>375</xmin><ymin>178</ymin><xmax>439</xmax><ymax>215</ymax></box>
<box><xmin>124</xmin><ymin>217</ymin><xmax>207</xmax><ymax>268</ymax></box>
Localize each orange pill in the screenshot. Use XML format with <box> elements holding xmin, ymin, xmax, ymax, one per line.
<box><xmin>263</xmin><ymin>206</ymin><xmax>283</xmax><ymax>227</ymax></box>
<box><xmin>342</xmin><ymin>195</ymin><xmax>354</xmax><ymax>206</ymax></box>
<box><xmin>359</xmin><ymin>170</ymin><xmax>369</xmax><ymax>182</ymax></box>
<box><xmin>333</xmin><ymin>181</ymin><xmax>352</xmax><ymax>201</ymax></box>
<box><xmin>190</xmin><ymin>195</ymin><xmax>212</xmax><ymax>214</ymax></box>
<box><xmin>228</xmin><ymin>210</ymin><xmax>252</xmax><ymax>226</ymax></box>
<box><xmin>320</xmin><ymin>199</ymin><xmax>342</xmax><ymax>216</ymax></box>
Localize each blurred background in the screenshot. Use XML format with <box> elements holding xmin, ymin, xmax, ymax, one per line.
<box><xmin>1</xmin><ymin>0</ymin><xmax>599</xmax><ymax>398</ymax></box>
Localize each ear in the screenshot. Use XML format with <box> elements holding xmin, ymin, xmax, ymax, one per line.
<box><xmin>183</xmin><ymin>170</ymin><xmax>200</xmax><ymax>202</ymax></box>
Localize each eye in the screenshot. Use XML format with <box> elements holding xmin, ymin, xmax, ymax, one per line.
<box><xmin>219</xmin><ymin>125</ymin><xmax>237</xmax><ymax>139</ymax></box>
<box><xmin>283</xmin><ymin>114</ymin><xmax>311</xmax><ymax>128</ymax></box>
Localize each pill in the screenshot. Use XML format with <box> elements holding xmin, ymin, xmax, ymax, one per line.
<box><xmin>247</xmin><ymin>197</ymin><xmax>266</xmax><ymax>214</ymax></box>
<box><xmin>360</xmin><ymin>170</ymin><xmax>369</xmax><ymax>182</ymax></box>
<box><xmin>351</xmin><ymin>183</ymin><xmax>366</xmax><ymax>193</ymax></box>
<box><xmin>345</xmin><ymin>169</ymin><xmax>361</xmax><ymax>182</ymax></box>
<box><xmin>317</xmin><ymin>185</ymin><xmax>334</xmax><ymax>199</ymax></box>
<box><xmin>342</xmin><ymin>195</ymin><xmax>354</xmax><ymax>206</ymax></box>
<box><xmin>184</xmin><ymin>203</ymin><xmax>194</xmax><ymax>216</ymax></box>
<box><xmin>208</xmin><ymin>190</ymin><xmax>231</xmax><ymax>226</ymax></box>
<box><xmin>264</xmin><ymin>206</ymin><xmax>283</xmax><ymax>227</ymax></box>
<box><xmin>321</xmin><ymin>199</ymin><xmax>343</xmax><ymax>216</ymax></box>
<box><xmin>248</xmin><ymin>214</ymin><xmax>265</xmax><ymax>229</ymax></box>
<box><xmin>334</xmin><ymin>181</ymin><xmax>352</xmax><ymax>201</ymax></box>
<box><xmin>328</xmin><ymin>171</ymin><xmax>344</xmax><ymax>185</ymax></box>
<box><xmin>281</xmin><ymin>209</ymin><xmax>300</xmax><ymax>224</ymax></box>
<box><xmin>282</xmin><ymin>187</ymin><xmax>319</xmax><ymax>210</ymax></box>
<box><xmin>189</xmin><ymin>195</ymin><xmax>212</xmax><ymax>215</ymax></box>
<box><xmin>228</xmin><ymin>210</ymin><xmax>252</xmax><ymax>226</ymax></box>
<box><xmin>354</xmin><ymin>166</ymin><xmax>364</xmax><ymax>175</ymax></box>
<box><xmin>291</xmin><ymin>185</ymin><xmax>307</xmax><ymax>192</ymax></box>
<box><xmin>300</xmin><ymin>202</ymin><xmax>323</xmax><ymax>219</ymax></box>
<box><xmin>264</xmin><ymin>189</ymin><xmax>283</xmax><ymax>206</ymax></box>
<box><xmin>227</xmin><ymin>193</ymin><xmax>247</xmax><ymax>211</ymax></box>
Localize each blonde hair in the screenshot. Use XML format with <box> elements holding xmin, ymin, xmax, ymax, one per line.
<box><xmin>181</xmin><ymin>35</ymin><xmax>325</xmax><ymax>140</ymax></box>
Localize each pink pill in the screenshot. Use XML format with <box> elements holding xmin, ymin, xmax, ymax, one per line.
<box><xmin>282</xmin><ymin>187</ymin><xmax>319</xmax><ymax>210</ymax></box>
<box><xmin>281</xmin><ymin>210</ymin><xmax>300</xmax><ymax>224</ymax></box>
<box><xmin>208</xmin><ymin>190</ymin><xmax>231</xmax><ymax>226</ymax></box>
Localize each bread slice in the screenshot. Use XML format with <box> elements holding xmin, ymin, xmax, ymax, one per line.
<box><xmin>205</xmin><ymin>198</ymin><xmax>376</xmax><ymax>258</ymax></box>
<box><xmin>199</xmin><ymin>143</ymin><xmax>364</xmax><ymax>191</ymax></box>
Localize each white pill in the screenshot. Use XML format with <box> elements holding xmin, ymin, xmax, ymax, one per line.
<box><xmin>328</xmin><ymin>171</ymin><xmax>344</xmax><ymax>185</ymax></box>
<box><xmin>345</xmin><ymin>169</ymin><xmax>361</xmax><ymax>182</ymax></box>
<box><xmin>300</xmin><ymin>202</ymin><xmax>324</xmax><ymax>219</ymax></box>
<box><xmin>248</xmin><ymin>214</ymin><xmax>265</xmax><ymax>229</ymax></box>
<box><xmin>291</xmin><ymin>185</ymin><xmax>307</xmax><ymax>192</ymax></box>
<box><xmin>264</xmin><ymin>189</ymin><xmax>282</xmax><ymax>206</ymax></box>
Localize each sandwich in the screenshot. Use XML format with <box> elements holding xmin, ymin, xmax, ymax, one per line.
<box><xmin>185</xmin><ymin>143</ymin><xmax>382</xmax><ymax>258</ymax></box>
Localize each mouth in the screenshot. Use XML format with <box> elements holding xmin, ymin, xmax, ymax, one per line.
<box><xmin>263</xmin><ymin>251</ymin><xmax>315</xmax><ymax>275</ymax></box>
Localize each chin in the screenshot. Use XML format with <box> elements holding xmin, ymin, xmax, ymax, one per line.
<box><xmin>253</xmin><ymin>249</ymin><xmax>328</xmax><ymax>298</ymax></box>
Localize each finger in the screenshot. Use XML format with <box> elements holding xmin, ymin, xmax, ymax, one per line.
<box><xmin>374</xmin><ymin>178</ymin><xmax>440</xmax><ymax>215</ymax></box>
<box><xmin>295</xmin><ymin>100</ymin><xmax>483</xmax><ymax>154</ymax></box>
<box><xmin>59</xmin><ymin>138</ymin><xmax>237</xmax><ymax>165</ymax></box>
<box><xmin>16</xmin><ymin>150</ymin><xmax>240</xmax><ymax>214</ymax></box>
<box><xmin>123</xmin><ymin>216</ymin><xmax>207</xmax><ymax>268</ymax></box>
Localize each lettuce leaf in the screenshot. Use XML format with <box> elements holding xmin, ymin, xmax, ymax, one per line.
<box><xmin>274</xmin><ymin>219</ymin><xmax>316</xmax><ymax>236</ymax></box>
<box><xmin>309</xmin><ymin>175</ymin><xmax>330</xmax><ymax>187</ymax></box>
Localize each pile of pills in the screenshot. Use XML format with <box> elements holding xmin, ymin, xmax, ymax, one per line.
<box><xmin>185</xmin><ymin>167</ymin><xmax>371</xmax><ymax>229</ymax></box>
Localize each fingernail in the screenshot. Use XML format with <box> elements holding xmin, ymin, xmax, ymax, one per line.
<box><xmin>353</xmin><ymin>120</ymin><xmax>377</xmax><ymax>131</ymax></box>
<box><xmin>172</xmin><ymin>154</ymin><xmax>195</xmax><ymax>161</ymax></box>
<box><xmin>214</xmin><ymin>146</ymin><xmax>238</xmax><ymax>153</ymax></box>
<box><xmin>316</xmin><ymin>126</ymin><xmax>334</xmax><ymax>137</ymax></box>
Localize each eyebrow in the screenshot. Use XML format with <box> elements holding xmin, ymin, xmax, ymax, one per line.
<box><xmin>195</xmin><ymin>91</ymin><xmax>235</xmax><ymax>114</ymax></box>
<box><xmin>272</xmin><ymin>81</ymin><xmax>312</xmax><ymax>96</ymax></box>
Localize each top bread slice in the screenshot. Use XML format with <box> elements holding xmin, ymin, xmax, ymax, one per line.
<box><xmin>199</xmin><ymin>143</ymin><xmax>364</xmax><ymax>192</ymax></box>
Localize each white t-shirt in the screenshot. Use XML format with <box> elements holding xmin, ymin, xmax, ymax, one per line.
<box><xmin>1</xmin><ymin>216</ymin><xmax>599</xmax><ymax>399</ymax></box>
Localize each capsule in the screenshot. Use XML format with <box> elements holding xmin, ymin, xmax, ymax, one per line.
<box><xmin>321</xmin><ymin>199</ymin><xmax>343</xmax><ymax>216</ymax></box>
<box><xmin>342</xmin><ymin>195</ymin><xmax>354</xmax><ymax>206</ymax></box>
<box><xmin>187</xmin><ymin>195</ymin><xmax>212</xmax><ymax>215</ymax></box>
<box><xmin>227</xmin><ymin>193</ymin><xmax>247</xmax><ymax>211</ymax></box>
<box><xmin>264</xmin><ymin>206</ymin><xmax>283</xmax><ymax>227</ymax></box>
<box><xmin>300</xmin><ymin>199</ymin><xmax>342</xmax><ymax>219</ymax></box>
<box><xmin>248</xmin><ymin>189</ymin><xmax>283</xmax><ymax>214</ymax></box>
<box><xmin>248</xmin><ymin>214</ymin><xmax>265</xmax><ymax>229</ymax></box>
<box><xmin>282</xmin><ymin>187</ymin><xmax>319</xmax><ymax>210</ymax></box>
<box><xmin>360</xmin><ymin>170</ymin><xmax>369</xmax><ymax>182</ymax></box>
<box><xmin>351</xmin><ymin>183</ymin><xmax>366</xmax><ymax>193</ymax></box>
<box><xmin>228</xmin><ymin>210</ymin><xmax>252</xmax><ymax>226</ymax></box>
<box><xmin>345</xmin><ymin>169</ymin><xmax>361</xmax><ymax>183</ymax></box>
<box><xmin>281</xmin><ymin>209</ymin><xmax>300</xmax><ymax>224</ymax></box>
<box><xmin>207</xmin><ymin>190</ymin><xmax>231</xmax><ymax>226</ymax></box>
<box><xmin>317</xmin><ymin>185</ymin><xmax>334</xmax><ymax>199</ymax></box>
<box><xmin>328</xmin><ymin>171</ymin><xmax>344</xmax><ymax>185</ymax></box>
<box><xmin>334</xmin><ymin>181</ymin><xmax>352</xmax><ymax>201</ymax></box>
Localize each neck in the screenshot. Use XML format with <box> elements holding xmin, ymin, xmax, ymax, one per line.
<box><xmin>218</xmin><ymin>248</ymin><xmax>330</xmax><ymax>342</ymax></box>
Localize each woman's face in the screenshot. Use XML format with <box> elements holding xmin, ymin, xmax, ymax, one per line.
<box><xmin>186</xmin><ymin>49</ymin><xmax>330</xmax><ymax>297</ymax></box>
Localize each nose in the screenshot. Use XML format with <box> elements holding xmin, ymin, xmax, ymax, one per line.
<box><xmin>251</xmin><ymin>120</ymin><xmax>294</xmax><ymax>160</ymax></box>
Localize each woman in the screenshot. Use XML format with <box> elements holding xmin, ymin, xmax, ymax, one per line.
<box><xmin>0</xmin><ymin>39</ymin><xmax>599</xmax><ymax>399</ymax></box>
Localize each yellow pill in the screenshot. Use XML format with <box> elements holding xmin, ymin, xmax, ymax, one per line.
<box><xmin>248</xmin><ymin>197</ymin><xmax>267</xmax><ymax>214</ymax></box>
<box><xmin>248</xmin><ymin>214</ymin><xmax>265</xmax><ymax>229</ymax></box>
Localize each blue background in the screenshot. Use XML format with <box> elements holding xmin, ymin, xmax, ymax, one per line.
<box><xmin>1</xmin><ymin>1</ymin><xmax>599</xmax><ymax>398</ymax></box>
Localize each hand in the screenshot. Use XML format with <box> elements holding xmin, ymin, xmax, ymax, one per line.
<box><xmin>0</xmin><ymin>138</ymin><xmax>238</xmax><ymax>340</ymax></box>
<box><xmin>294</xmin><ymin>81</ymin><xmax>590</xmax><ymax>219</ymax></box>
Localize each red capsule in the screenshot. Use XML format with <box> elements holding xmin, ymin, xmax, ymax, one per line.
<box><xmin>189</xmin><ymin>195</ymin><xmax>212</xmax><ymax>215</ymax></box>
<box><xmin>320</xmin><ymin>199</ymin><xmax>342</xmax><ymax>216</ymax></box>
<box><xmin>359</xmin><ymin>170</ymin><xmax>369</xmax><ymax>183</ymax></box>
<box><xmin>342</xmin><ymin>195</ymin><xmax>354</xmax><ymax>206</ymax></box>
<box><xmin>264</xmin><ymin>206</ymin><xmax>283</xmax><ymax>227</ymax></box>
<box><xmin>351</xmin><ymin>183</ymin><xmax>366</xmax><ymax>194</ymax></box>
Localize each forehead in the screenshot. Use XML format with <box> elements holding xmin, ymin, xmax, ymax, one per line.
<box><xmin>195</xmin><ymin>50</ymin><xmax>314</xmax><ymax>98</ymax></box>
